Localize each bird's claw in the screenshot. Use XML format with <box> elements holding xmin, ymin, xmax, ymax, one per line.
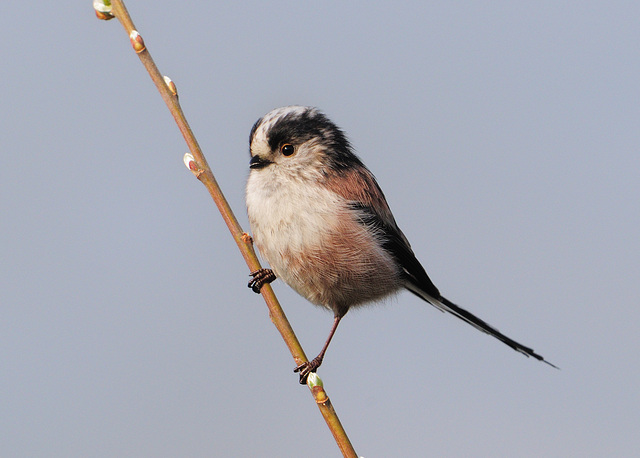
<box><xmin>294</xmin><ymin>356</ymin><xmax>323</xmax><ymax>384</ymax></box>
<box><xmin>248</xmin><ymin>268</ymin><xmax>276</xmax><ymax>293</ymax></box>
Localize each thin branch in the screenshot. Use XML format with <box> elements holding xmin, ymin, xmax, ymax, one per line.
<box><xmin>94</xmin><ymin>1</ymin><xmax>357</xmax><ymax>456</ymax></box>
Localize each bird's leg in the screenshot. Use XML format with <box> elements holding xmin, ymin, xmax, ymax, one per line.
<box><xmin>248</xmin><ymin>268</ymin><xmax>276</xmax><ymax>293</ymax></box>
<box><xmin>294</xmin><ymin>314</ymin><xmax>343</xmax><ymax>384</ymax></box>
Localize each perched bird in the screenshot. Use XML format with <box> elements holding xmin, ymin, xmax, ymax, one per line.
<box><xmin>246</xmin><ymin>105</ymin><xmax>555</xmax><ymax>383</ymax></box>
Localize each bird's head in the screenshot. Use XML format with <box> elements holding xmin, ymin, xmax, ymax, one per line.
<box><xmin>248</xmin><ymin>106</ymin><xmax>362</xmax><ymax>178</ymax></box>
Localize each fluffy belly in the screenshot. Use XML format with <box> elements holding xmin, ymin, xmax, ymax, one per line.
<box><xmin>251</xmin><ymin>205</ymin><xmax>400</xmax><ymax>314</ymax></box>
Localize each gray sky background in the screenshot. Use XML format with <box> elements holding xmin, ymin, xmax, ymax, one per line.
<box><xmin>2</xmin><ymin>2</ymin><xmax>639</xmax><ymax>456</ymax></box>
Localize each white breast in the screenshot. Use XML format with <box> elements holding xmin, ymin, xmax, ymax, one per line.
<box><xmin>246</xmin><ymin>166</ymin><xmax>401</xmax><ymax>312</ymax></box>
<box><xmin>246</xmin><ymin>166</ymin><xmax>342</xmax><ymax>267</ymax></box>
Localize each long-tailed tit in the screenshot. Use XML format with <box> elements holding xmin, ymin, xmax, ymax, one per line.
<box><xmin>246</xmin><ymin>106</ymin><xmax>555</xmax><ymax>383</ymax></box>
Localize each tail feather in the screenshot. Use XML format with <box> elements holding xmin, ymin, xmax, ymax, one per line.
<box><xmin>406</xmin><ymin>285</ymin><xmax>557</xmax><ymax>369</ymax></box>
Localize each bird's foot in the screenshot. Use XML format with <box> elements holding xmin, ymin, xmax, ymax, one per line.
<box><xmin>248</xmin><ymin>268</ymin><xmax>276</xmax><ymax>293</ymax></box>
<box><xmin>294</xmin><ymin>356</ymin><xmax>323</xmax><ymax>385</ymax></box>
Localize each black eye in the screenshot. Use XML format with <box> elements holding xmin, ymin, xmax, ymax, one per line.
<box><xmin>280</xmin><ymin>144</ymin><xmax>295</xmax><ymax>156</ymax></box>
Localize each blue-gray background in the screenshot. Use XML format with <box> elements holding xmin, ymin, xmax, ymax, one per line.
<box><xmin>2</xmin><ymin>2</ymin><xmax>638</xmax><ymax>456</ymax></box>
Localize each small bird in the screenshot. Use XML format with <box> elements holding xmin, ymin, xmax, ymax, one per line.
<box><xmin>246</xmin><ymin>106</ymin><xmax>555</xmax><ymax>383</ymax></box>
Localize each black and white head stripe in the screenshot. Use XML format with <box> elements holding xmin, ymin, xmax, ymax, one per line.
<box><xmin>250</xmin><ymin>106</ymin><xmax>364</xmax><ymax>171</ymax></box>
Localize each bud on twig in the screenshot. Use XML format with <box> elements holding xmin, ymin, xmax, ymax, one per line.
<box><xmin>164</xmin><ymin>76</ymin><xmax>177</xmax><ymax>96</ymax></box>
<box><xmin>183</xmin><ymin>153</ymin><xmax>196</xmax><ymax>170</ymax></box>
<box><xmin>93</xmin><ymin>0</ymin><xmax>114</xmax><ymax>20</ymax></box>
<box><xmin>307</xmin><ymin>373</ymin><xmax>329</xmax><ymax>404</ymax></box>
<box><xmin>129</xmin><ymin>30</ymin><xmax>146</xmax><ymax>53</ymax></box>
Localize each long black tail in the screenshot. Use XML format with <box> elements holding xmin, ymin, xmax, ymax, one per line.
<box><xmin>375</xmin><ymin>210</ymin><xmax>556</xmax><ymax>367</ymax></box>
<box><xmin>406</xmin><ymin>286</ymin><xmax>557</xmax><ymax>368</ymax></box>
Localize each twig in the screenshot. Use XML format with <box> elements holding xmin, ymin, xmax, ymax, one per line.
<box><xmin>94</xmin><ymin>1</ymin><xmax>357</xmax><ymax>456</ymax></box>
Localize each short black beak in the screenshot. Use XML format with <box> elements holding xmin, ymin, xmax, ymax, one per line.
<box><xmin>249</xmin><ymin>155</ymin><xmax>272</xmax><ymax>170</ymax></box>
